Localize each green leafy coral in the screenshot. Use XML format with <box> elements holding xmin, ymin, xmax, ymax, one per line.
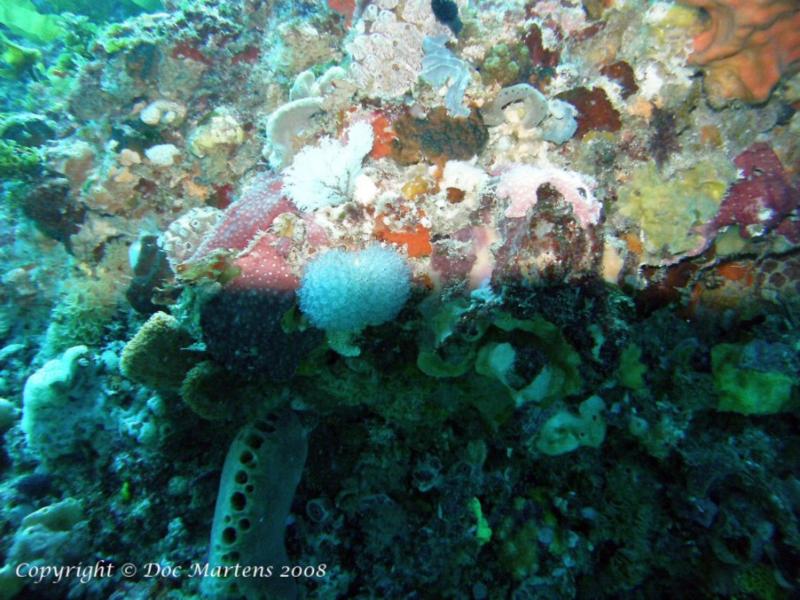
<box><xmin>0</xmin><ymin>33</ymin><xmax>42</xmax><ymax>78</ymax></box>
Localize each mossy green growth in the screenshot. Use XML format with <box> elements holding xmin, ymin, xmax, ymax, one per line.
<box><xmin>119</xmin><ymin>481</ymin><xmax>132</xmax><ymax>503</ymax></box>
<box><xmin>735</xmin><ymin>564</ymin><xmax>787</xmax><ymax>600</ymax></box>
<box><xmin>617</xmin><ymin>157</ymin><xmax>737</xmax><ymax>262</ymax></box>
<box><xmin>712</xmin><ymin>343</ymin><xmax>795</xmax><ymax>415</ymax></box>
<box><xmin>43</xmin><ymin>278</ymin><xmax>120</xmax><ymax>356</ymax></box>
<box><xmin>616</xmin><ymin>343</ymin><xmax>647</xmax><ymax>390</ymax></box>
<box><xmin>0</xmin><ymin>138</ymin><xmax>41</xmax><ymax>178</ymax></box>
<box><xmin>98</xmin><ymin>23</ymin><xmax>141</xmax><ymax>54</ymax></box>
<box><xmin>0</xmin><ymin>1</ymin><xmax>63</xmax><ymax>43</ymax></box>
<box><xmin>481</xmin><ymin>42</ymin><xmax>530</xmax><ymax>86</ymax></box>
<box><xmin>180</xmin><ymin>361</ymin><xmax>231</xmax><ymax>420</ymax></box>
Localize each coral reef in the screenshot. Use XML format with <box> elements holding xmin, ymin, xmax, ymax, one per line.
<box><xmin>1</xmin><ymin>1</ymin><xmax>800</xmax><ymax>598</ymax></box>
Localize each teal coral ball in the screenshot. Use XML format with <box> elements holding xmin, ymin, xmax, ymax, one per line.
<box><xmin>299</xmin><ymin>245</ymin><xmax>411</xmax><ymax>331</ymax></box>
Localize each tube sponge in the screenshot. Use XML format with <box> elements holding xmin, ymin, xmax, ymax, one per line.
<box><xmin>298</xmin><ymin>245</ymin><xmax>411</xmax><ymax>331</ymax></box>
<box><xmin>203</xmin><ymin>412</ymin><xmax>308</xmax><ymax>600</ymax></box>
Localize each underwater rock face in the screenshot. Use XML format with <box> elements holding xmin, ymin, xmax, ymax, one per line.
<box><xmin>20</xmin><ymin>177</ymin><xmax>85</xmax><ymax>245</ymax></box>
<box><xmin>3</xmin><ymin>0</ymin><xmax>800</xmax><ymax>598</ymax></box>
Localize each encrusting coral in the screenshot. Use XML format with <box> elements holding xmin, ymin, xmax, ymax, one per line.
<box><xmin>680</xmin><ymin>0</ymin><xmax>800</xmax><ymax>103</ymax></box>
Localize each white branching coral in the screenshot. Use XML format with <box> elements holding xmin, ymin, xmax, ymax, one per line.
<box><xmin>283</xmin><ymin>121</ymin><xmax>374</xmax><ymax>212</ymax></box>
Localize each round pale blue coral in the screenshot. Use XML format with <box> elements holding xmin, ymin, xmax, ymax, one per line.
<box><xmin>299</xmin><ymin>245</ymin><xmax>411</xmax><ymax>331</ymax></box>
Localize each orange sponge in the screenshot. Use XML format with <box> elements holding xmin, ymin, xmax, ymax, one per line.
<box><xmin>681</xmin><ymin>0</ymin><xmax>800</xmax><ymax>103</ymax></box>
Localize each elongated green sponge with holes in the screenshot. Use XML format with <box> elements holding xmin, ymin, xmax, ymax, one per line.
<box><xmin>203</xmin><ymin>411</ymin><xmax>308</xmax><ymax>600</ymax></box>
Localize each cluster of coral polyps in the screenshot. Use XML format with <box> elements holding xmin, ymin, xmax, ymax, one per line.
<box><xmin>680</xmin><ymin>0</ymin><xmax>800</xmax><ymax>103</ymax></box>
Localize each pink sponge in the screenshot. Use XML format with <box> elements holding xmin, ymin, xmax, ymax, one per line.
<box><xmin>228</xmin><ymin>234</ymin><xmax>299</xmax><ymax>292</ymax></box>
<box><xmin>191</xmin><ymin>173</ymin><xmax>296</xmax><ymax>260</ymax></box>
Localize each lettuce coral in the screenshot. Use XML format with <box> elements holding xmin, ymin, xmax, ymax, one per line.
<box><xmin>536</xmin><ymin>395</ymin><xmax>607</xmax><ymax>456</ymax></box>
<box><xmin>0</xmin><ymin>1</ymin><xmax>62</xmax><ymax>43</ymax></box>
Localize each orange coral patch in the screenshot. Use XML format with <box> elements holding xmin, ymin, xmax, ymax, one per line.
<box><xmin>624</xmin><ymin>232</ymin><xmax>644</xmax><ymax>256</ymax></box>
<box><xmin>681</xmin><ymin>0</ymin><xmax>800</xmax><ymax>103</ymax></box>
<box><xmin>374</xmin><ymin>215</ymin><xmax>432</xmax><ymax>258</ymax></box>
<box><xmin>717</xmin><ymin>262</ymin><xmax>754</xmax><ymax>286</ymax></box>
<box><xmin>370</xmin><ymin>114</ymin><xmax>397</xmax><ymax>159</ymax></box>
